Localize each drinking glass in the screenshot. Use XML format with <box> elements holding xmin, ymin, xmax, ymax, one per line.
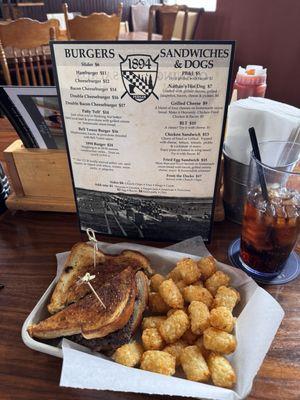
<box><xmin>240</xmin><ymin>141</ymin><xmax>300</xmax><ymax>278</ymax></box>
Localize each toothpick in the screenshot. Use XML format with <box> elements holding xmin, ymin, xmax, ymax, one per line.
<box><xmin>80</xmin><ymin>272</ymin><xmax>106</xmax><ymax>309</ymax></box>
<box><xmin>86</xmin><ymin>228</ymin><xmax>98</xmax><ymax>269</ymax></box>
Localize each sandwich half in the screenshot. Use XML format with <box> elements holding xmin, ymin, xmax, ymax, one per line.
<box><xmin>28</xmin><ymin>242</ymin><xmax>151</xmax><ymax>351</ymax></box>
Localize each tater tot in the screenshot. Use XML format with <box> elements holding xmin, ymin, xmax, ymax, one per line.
<box><xmin>175</xmin><ymin>279</ymin><xmax>187</xmax><ymax>293</ymax></box>
<box><xmin>167</xmin><ymin>307</ymin><xmax>188</xmax><ymax>317</ymax></box>
<box><xmin>203</xmin><ymin>327</ymin><xmax>237</xmax><ymax>354</ymax></box>
<box><xmin>188</xmin><ymin>301</ymin><xmax>210</xmax><ymax>335</ymax></box>
<box><xmin>148</xmin><ymin>292</ymin><xmax>170</xmax><ymax>314</ymax></box>
<box><xmin>167</xmin><ymin>308</ymin><xmax>177</xmax><ymax>317</ymax></box>
<box><xmin>205</xmin><ymin>271</ymin><xmax>230</xmax><ymax>296</ymax></box>
<box><xmin>150</xmin><ymin>274</ymin><xmax>165</xmax><ymax>292</ymax></box>
<box><xmin>159</xmin><ymin>310</ymin><xmax>190</xmax><ymax>343</ymax></box>
<box><xmin>180</xmin><ymin>345</ymin><xmax>210</xmax><ymax>382</ymax></box>
<box><xmin>159</xmin><ymin>279</ymin><xmax>184</xmax><ymax>309</ymax></box>
<box><xmin>182</xmin><ymin>285</ymin><xmax>213</xmax><ymax>308</ymax></box>
<box><xmin>195</xmin><ymin>337</ymin><xmax>211</xmax><ymax>359</ymax></box>
<box><xmin>213</xmin><ymin>286</ymin><xmax>241</xmax><ymax>311</ymax></box>
<box><xmin>140</xmin><ymin>350</ymin><xmax>176</xmax><ymax>376</ymax></box>
<box><xmin>168</xmin><ymin>266</ymin><xmax>182</xmax><ymax>282</ymax></box>
<box><xmin>142</xmin><ymin>316</ymin><xmax>167</xmax><ymax>330</ymax></box>
<box><xmin>207</xmin><ymin>353</ymin><xmax>236</xmax><ymax>388</ymax></box>
<box><xmin>142</xmin><ymin>328</ymin><xmax>164</xmax><ymax>350</ymax></box>
<box><xmin>112</xmin><ymin>341</ymin><xmax>143</xmax><ymax>367</ymax></box>
<box><xmin>209</xmin><ymin>306</ymin><xmax>235</xmax><ymax>333</ymax></box>
<box><xmin>197</xmin><ymin>256</ymin><xmax>217</xmax><ymax>280</ymax></box>
<box><xmin>163</xmin><ymin>339</ymin><xmax>187</xmax><ymax>366</ymax></box>
<box><xmin>175</xmin><ymin>258</ymin><xmax>201</xmax><ymax>284</ymax></box>
<box><xmin>181</xmin><ymin>328</ymin><xmax>198</xmax><ymax>345</ymax></box>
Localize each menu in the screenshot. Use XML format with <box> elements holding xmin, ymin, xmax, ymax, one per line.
<box><xmin>51</xmin><ymin>41</ymin><xmax>234</xmax><ymax>242</ymax></box>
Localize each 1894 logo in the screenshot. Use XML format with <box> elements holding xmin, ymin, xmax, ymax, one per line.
<box><xmin>120</xmin><ymin>54</ymin><xmax>159</xmax><ymax>102</ymax></box>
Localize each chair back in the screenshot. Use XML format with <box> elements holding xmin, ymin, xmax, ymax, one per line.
<box><xmin>173</xmin><ymin>8</ymin><xmax>204</xmax><ymax>40</ymax></box>
<box><xmin>0</xmin><ymin>18</ymin><xmax>59</xmax><ymax>86</ymax></box>
<box><xmin>63</xmin><ymin>3</ymin><xmax>123</xmax><ymax>40</ymax></box>
<box><xmin>0</xmin><ymin>18</ymin><xmax>59</xmax><ymax>49</ymax></box>
<box><xmin>120</xmin><ymin>21</ymin><xmax>129</xmax><ymax>34</ymax></box>
<box><xmin>148</xmin><ymin>4</ymin><xmax>188</xmax><ymax>40</ymax></box>
<box><xmin>131</xmin><ymin>3</ymin><xmax>149</xmax><ymax>32</ymax></box>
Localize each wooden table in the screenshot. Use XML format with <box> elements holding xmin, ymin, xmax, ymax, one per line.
<box><xmin>0</xmin><ymin>211</ymin><xmax>299</xmax><ymax>400</ymax></box>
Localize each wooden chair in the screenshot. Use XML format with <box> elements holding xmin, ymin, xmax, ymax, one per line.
<box><xmin>63</xmin><ymin>3</ymin><xmax>123</xmax><ymax>41</ymax></box>
<box><xmin>173</xmin><ymin>8</ymin><xmax>205</xmax><ymax>40</ymax></box>
<box><xmin>131</xmin><ymin>2</ymin><xmax>150</xmax><ymax>32</ymax></box>
<box><xmin>120</xmin><ymin>21</ymin><xmax>129</xmax><ymax>34</ymax></box>
<box><xmin>148</xmin><ymin>4</ymin><xmax>188</xmax><ymax>41</ymax></box>
<box><xmin>0</xmin><ymin>18</ymin><xmax>59</xmax><ymax>86</ymax></box>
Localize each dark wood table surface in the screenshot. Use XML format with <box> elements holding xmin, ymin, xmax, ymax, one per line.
<box><xmin>0</xmin><ymin>211</ymin><xmax>299</xmax><ymax>400</ymax></box>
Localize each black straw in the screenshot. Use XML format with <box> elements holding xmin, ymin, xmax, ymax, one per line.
<box><xmin>249</xmin><ymin>127</ymin><xmax>269</xmax><ymax>203</ymax></box>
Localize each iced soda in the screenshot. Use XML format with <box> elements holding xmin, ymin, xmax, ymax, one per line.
<box><xmin>240</xmin><ymin>186</ymin><xmax>300</xmax><ymax>276</ymax></box>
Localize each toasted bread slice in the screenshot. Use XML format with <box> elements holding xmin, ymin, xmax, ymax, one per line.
<box><xmin>68</xmin><ymin>270</ymin><xmax>149</xmax><ymax>352</ymax></box>
<box><xmin>131</xmin><ymin>270</ymin><xmax>149</xmax><ymax>332</ymax></box>
<box><xmin>29</xmin><ymin>267</ymin><xmax>136</xmax><ymax>340</ymax></box>
<box><xmin>48</xmin><ymin>242</ymin><xmax>106</xmax><ymax>314</ymax></box>
<box><xmin>106</xmin><ymin>250</ymin><xmax>153</xmax><ymax>276</ymax></box>
<box><xmin>64</xmin><ymin>253</ymin><xmax>151</xmax><ymax>307</ymax></box>
<box><xmin>48</xmin><ymin>245</ymin><xmax>153</xmax><ymax>314</ymax></box>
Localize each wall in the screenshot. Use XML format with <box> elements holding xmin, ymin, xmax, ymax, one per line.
<box><xmin>194</xmin><ymin>0</ymin><xmax>300</xmax><ymax>108</ymax></box>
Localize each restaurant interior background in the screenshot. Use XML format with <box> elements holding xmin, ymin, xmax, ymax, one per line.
<box><xmin>0</xmin><ymin>0</ymin><xmax>299</xmax><ymax>107</ymax></box>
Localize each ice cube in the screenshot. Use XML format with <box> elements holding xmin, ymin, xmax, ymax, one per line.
<box><xmin>285</xmin><ymin>205</ymin><xmax>299</xmax><ymax>220</ymax></box>
<box><xmin>278</xmin><ymin>187</ymin><xmax>293</xmax><ymax>200</ymax></box>
<box><xmin>291</xmin><ymin>192</ymin><xmax>300</xmax><ymax>207</ymax></box>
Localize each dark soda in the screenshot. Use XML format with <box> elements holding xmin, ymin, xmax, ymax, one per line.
<box><xmin>240</xmin><ymin>187</ymin><xmax>300</xmax><ymax>275</ymax></box>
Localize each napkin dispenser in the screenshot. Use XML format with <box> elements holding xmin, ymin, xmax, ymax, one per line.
<box><xmin>223</xmin><ymin>145</ymin><xmax>249</xmax><ymax>224</ymax></box>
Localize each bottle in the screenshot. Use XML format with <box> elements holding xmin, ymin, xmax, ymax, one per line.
<box><xmin>234</xmin><ymin>65</ymin><xmax>267</xmax><ymax>100</ymax></box>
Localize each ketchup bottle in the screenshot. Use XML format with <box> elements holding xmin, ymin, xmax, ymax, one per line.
<box><xmin>234</xmin><ymin>65</ymin><xmax>267</xmax><ymax>100</ymax></box>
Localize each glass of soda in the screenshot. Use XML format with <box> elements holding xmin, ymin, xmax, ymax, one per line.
<box><xmin>240</xmin><ymin>141</ymin><xmax>300</xmax><ymax>278</ymax></box>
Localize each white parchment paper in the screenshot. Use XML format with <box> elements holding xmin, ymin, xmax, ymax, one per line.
<box><xmin>57</xmin><ymin>239</ymin><xmax>284</xmax><ymax>400</ymax></box>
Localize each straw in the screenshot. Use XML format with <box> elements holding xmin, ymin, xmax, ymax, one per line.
<box><xmin>249</xmin><ymin>127</ymin><xmax>269</xmax><ymax>203</ymax></box>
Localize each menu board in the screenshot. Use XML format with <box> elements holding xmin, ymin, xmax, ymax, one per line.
<box><xmin>51</xmin><ymin>41</ymin><xmax>234</xmax><ymax>242</ymax></box>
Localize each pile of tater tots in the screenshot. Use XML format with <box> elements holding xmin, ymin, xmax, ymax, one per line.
<box><xmin>112</xmin><ymin>256</ymin><xmax>240</xmax><ymax>389</ymax></box>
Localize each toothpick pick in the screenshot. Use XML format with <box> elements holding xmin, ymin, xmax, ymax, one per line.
<box><xmin>86</xmin><ymin>228</ymin><xmax>98</xmax><ymax>247</ymax></box>
<box><xmin>86</xmin><ymin>228</ymin><xmax>98</xmax><ymax>269</ymax></box>
<box><xmin>83</xmin><ymin>229</ymin><xmax>106</xmax><ymax>308</ymax></box>
<box><xmin>80</xmin><ymin>272</ymin><xmax>106</xmax><ymax>309</ymax></box>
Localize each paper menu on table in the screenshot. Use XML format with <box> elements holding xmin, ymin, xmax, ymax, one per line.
<box><xmin>57</xmin><ymin>240</ymin><xmax>284</xmax><ymax>400</ymax></box>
